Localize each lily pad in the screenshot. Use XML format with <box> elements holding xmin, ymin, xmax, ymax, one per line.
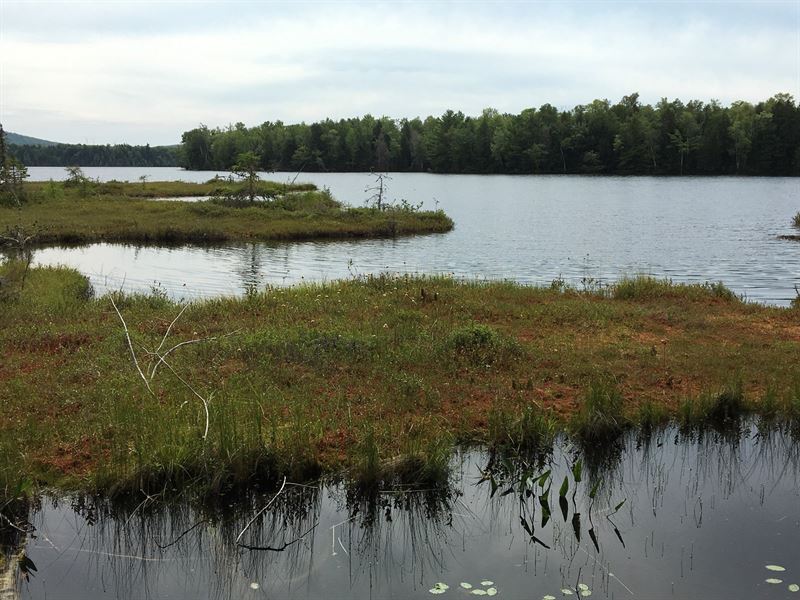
<box><xmin>577</xmin><ymin>584</ymin><xmax>589</xmax><ymax>592</ymax></box>
<box><xmin>580</xmin><ymin>592</ymin><xmax>592</xmax><ymax>598</ymax></box>
<box><xmin>471</xmin><ymin>590</ymin><xmax>487</xmax><ymax>596</ymax></box>
<box><xmin>486</xmin><ymin>590</ymin><xmax>497</xmax><ymax>597</ymax></box>
<box><xmin>430</xmin><ymin>583</ymin><xmax>449</xmax><ymax>594</ymax></box>
<box><xmin>561</xmin><ymin>590</ymin><xmax>574</xmax><ymax>596</ymax></box>
<box><xmin>250</xmin><ymin>582</ymin><xmax>260</xmax><ymax>590</ymax></box>
<box><xmin>789</xmin><ymin>584</ymin><xmax>800</xmax><ymax>593</ymax></box>
<box><xmin>481</xmin><ymin>581</ymin><xmax>494</xmax><ymax>587</ymax></box>
<box><xmin>430</xmin><ymin>589</ymin><xmax>446</xmax><ymax>595</ymax></box>
<box><xmin>543</xmin><ymin>596</ymin><xmax>557</xmax><ymax>600</ymax></box>
<box><xmin>461</xmin><ymin>583</ymin><xmax>474</xmax><ymax>589</ymax></box>
<box><xmin>766</xmin><ymin>579</ymin><xmax>784</xmax><ymax>584</ymax></box>
<box><xmin>766</xmin><ymin>565</ymin><xmax>786</xmax><ymax>572</ymax></box>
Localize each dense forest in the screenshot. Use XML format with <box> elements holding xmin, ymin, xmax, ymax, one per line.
<box><xmin>10</xmin><ymin>143</ymin><xmax>180</xmax><ymax>167</ymax></box>
<box><xmin>181</xmin><ymin>93</ymin><xmax>800</xmax><ymax>176</ymax></box>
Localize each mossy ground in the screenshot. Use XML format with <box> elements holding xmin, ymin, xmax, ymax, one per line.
<box><xmin>1</xmin><ymin>268</ymin><xmax>799</xmax><ymax>499</ymax></box>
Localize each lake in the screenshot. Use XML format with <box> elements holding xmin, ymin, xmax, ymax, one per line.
<box><xmin>23</xmin><ymin>167</ymin><xmax>800</xmax><ymax>306</ymax></box>
<box><xmin>12</xmin><ymin>423</ymin><xmax>800</xmax><ymax>599</ymax></box>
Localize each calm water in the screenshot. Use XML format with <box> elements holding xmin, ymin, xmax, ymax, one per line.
<box><xmin>9</xmin><ymin>425</ymin><xmax>800</xmax><ymax>599</ymax></box>
<box><xmin>25</xmin><ymin>167</ymin><xmax>800</xmax><ymax>305</ymax></box>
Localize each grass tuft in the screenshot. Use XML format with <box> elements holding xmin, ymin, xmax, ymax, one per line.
<box><xmin>612</xmin><ymin>275</ymin><xmax>738</xmax><ymax>302</ymax></box>
<box><xmin>571</xmin><ymin>378</ymin><xmax>628</xmax><ymax>444</ymax></box>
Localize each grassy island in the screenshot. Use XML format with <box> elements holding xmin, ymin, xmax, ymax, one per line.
<box><xmin>1</xmin><ymin>266</ymin><xmax>799</xmax><ymax>500</ymax></box>
<box><xmin>0</xmin><ymin>180</ymin><xmax>454</xmax><ymax>246</ymax></box>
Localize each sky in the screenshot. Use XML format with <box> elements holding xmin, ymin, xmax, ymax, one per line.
<box><xmin>1</xmin><ymin>0</ymin><xmax>799</xmax><ymax>146</ymax></box>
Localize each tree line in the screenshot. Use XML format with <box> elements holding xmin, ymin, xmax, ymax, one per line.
<box><xmin>181</xmin><ymin>93</ymin><xmax>799</xmax><ymax>176</ymax></box>
<box><xmin>10</xmin><ymin>143</ymin><xmax>180</xmax><ymax>167</ymax></box>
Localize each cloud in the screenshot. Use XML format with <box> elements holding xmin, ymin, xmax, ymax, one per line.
<box><xmin>1</xmin><ymin>1</ymin><xmax>797</xmax><ymax>145</ymax></box>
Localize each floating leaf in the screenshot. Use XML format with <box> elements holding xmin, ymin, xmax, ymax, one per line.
<box><xmin>537</xmin><ymin>470</ymin><xmax>552</xmax><ymax>489</ymax></box>
<box><xmin>577</xmin><ymin>584</ymin><xmax>589</xmax><ymax>591</ymax></box>
<box><xmin>430</xmin><ymin>582</ymin><xmax>449</xmax><ymax>594</ymax></box>
<box><xmin>250</xmin><ymin>583</ymin><xmax>260</xmax><ymax>590</ymax></box>
<box><xmin>766</xmin><ymin>579</ymin><xmax>783</xmax><ymax>584</ymax></box>
<box><xmin>789</xmin><ymin>584</ymin><xmax>799</xmax><ymax>593</ymax></box>
<box><xmin>461</xmin><ymin>583</ymin><xmax>473</xmax><ymax>589</ymax></box>
<box><xmin>486</xmin><ymin>589</ymin><xmax>497</xmax><ymax>597</ymax></box>
<box><xmin>471</xmin><ymin>590</ymin><xmax>487</xmax><ymax>596</ymax></box>
<box><xmin>580</xmin><ymin>591</ymin><xmax>592</xmax><ymax>597</ymax></box>
<box><xmin>481</xmin><ymin>581</ymin><xmax>494</xmax><ymax>587</ymax></box>
<box><xmin>766</xmin><ymin>565</ymin><xmax>786</xmax><ymax>572</ymax></box>
<box><xmin>561</xmin><ymin>590</ymin><xmax>574</xmax><ymax>596</ymax></box>
<box><xmin>543</xmin><ymin>596</ymin><xmax>557</xmax><ymax>600</ymax></box>
<box><xmin>613</xmin><ymin>499</ymin><xmax>626</xmax><ymax>512</ymax></box>
<box><xmin>430</xmin><ymin>589</ymin><xmax>446</xmax><ymax>595</ymax></box>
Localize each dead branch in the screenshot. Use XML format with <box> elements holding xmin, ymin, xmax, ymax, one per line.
<box><xmin>110</xmin><ymin>295</ymin><xmax>155</xmax><ymax>397</ymax></box>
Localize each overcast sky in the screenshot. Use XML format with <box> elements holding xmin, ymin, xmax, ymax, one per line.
<box><xmin>1</xmin><ymin>0</ymin><xmax>798</xmax><ymax>145</ymax></box>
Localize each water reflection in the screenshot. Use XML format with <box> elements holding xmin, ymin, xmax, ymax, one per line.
<box><xmin>12</xmin><ymin>424</ymin><xmax>800</xmax><ymax>599</ymax></box>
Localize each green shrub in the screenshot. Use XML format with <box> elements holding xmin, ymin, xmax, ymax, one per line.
<box><xmin>793</xmin><ymin>212</ymin><xmax>800</xmax><ymax>228</ymax></box>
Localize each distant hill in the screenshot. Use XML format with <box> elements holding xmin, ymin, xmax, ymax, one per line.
<box><xmin>7</xmin><ymin>131</ymin><xmax>60</xmax><ymax>146</ymax></box>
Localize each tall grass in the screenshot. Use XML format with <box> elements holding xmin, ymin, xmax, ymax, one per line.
<box><xmin>612</xmin><ymin>275</ymin><xmax>738</xmax><ymax>302</ymax></box>
<box><xmin>571</xmin><ymin>378</ymin><xmax>628</xmax><ymax>444</ymax></box>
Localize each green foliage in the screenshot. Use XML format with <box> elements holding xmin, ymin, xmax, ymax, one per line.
<box><xmin>793</xmin><ymin>212</ymin><xmax>800</xmax><ymax>228</ymax></box>
<box><xmin>177</xmin><ymin>94</ymin><xmax>800</xmax><ymax>176</ymax></box>
<box><xmin>9</xmin><ymin>141</ymin><xmax>179</xmax><ymax>167</ymax></box>
<box><xmin>0</xmin><ymin>124</ymin><xmax>28</xmax><ymax>206</ymax></box>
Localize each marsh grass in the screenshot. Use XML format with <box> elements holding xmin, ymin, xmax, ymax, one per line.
<box><xmin>2</xmin><ymin>268</ymin><xmax>800</xmax><ymax>497</ymax></box>
<box><xmin>488</xmin><ymin>405</ymin><xmax>557</xmax><ymax>454</ymax></box>
<box><xmin>444</xmin><ymin>323</ymin><xmax>521</xmax><ymax>366</ymax></box>
<box><xmin>612</xmin><ymin>275</ymin><xmax>739</xmax><ymax>302</ymax></box>
<box><xmin>571</xmin><ymin>378</ymin><xmax>628</xmax><ymax>445</ymax></box>
<box><xmin>0</xmin><ymin>181</ymin><xmax>454</xmax><ymax>247</ymax></box>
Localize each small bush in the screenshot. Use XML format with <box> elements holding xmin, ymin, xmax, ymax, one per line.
<box><xmin>793</xmin><ymin>212</ymin><xmax>800</xmax><ymax>228</ymax></box>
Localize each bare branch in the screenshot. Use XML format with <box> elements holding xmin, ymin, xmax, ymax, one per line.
<box><xmin>152</xmin><ymin>304</ymin><xmax>190</xmax><ymax>371</ymax></box>
<box><xmin>110</xmin><ymin>295</ymin><xmax>155</xmax><ymax>397</ymax></box>
<box><xmin>154</xmin><ymin>354</ymin><xmax>211</xmax><ymax>440</ymax></box>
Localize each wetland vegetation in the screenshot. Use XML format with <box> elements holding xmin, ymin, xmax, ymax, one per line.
<box><xmin>1</xmin><ymin>264</ymin><xmax>799</xmax><ymax>504</ymax></box>
<box><xmin>0</xmin><ymin>178</ymin><xmax>453</xmax><ymax>247</ymax></box>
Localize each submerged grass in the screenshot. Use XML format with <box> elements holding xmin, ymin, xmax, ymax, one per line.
<box><xmin>0</xmin><ymin>181</ymin><xmax>453</xmax><ymax>246</ymax></box>
<box><xmin>1</xmin><ymin>267</ymin><xmax>800</xmax><ymax>498</ymax></box>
